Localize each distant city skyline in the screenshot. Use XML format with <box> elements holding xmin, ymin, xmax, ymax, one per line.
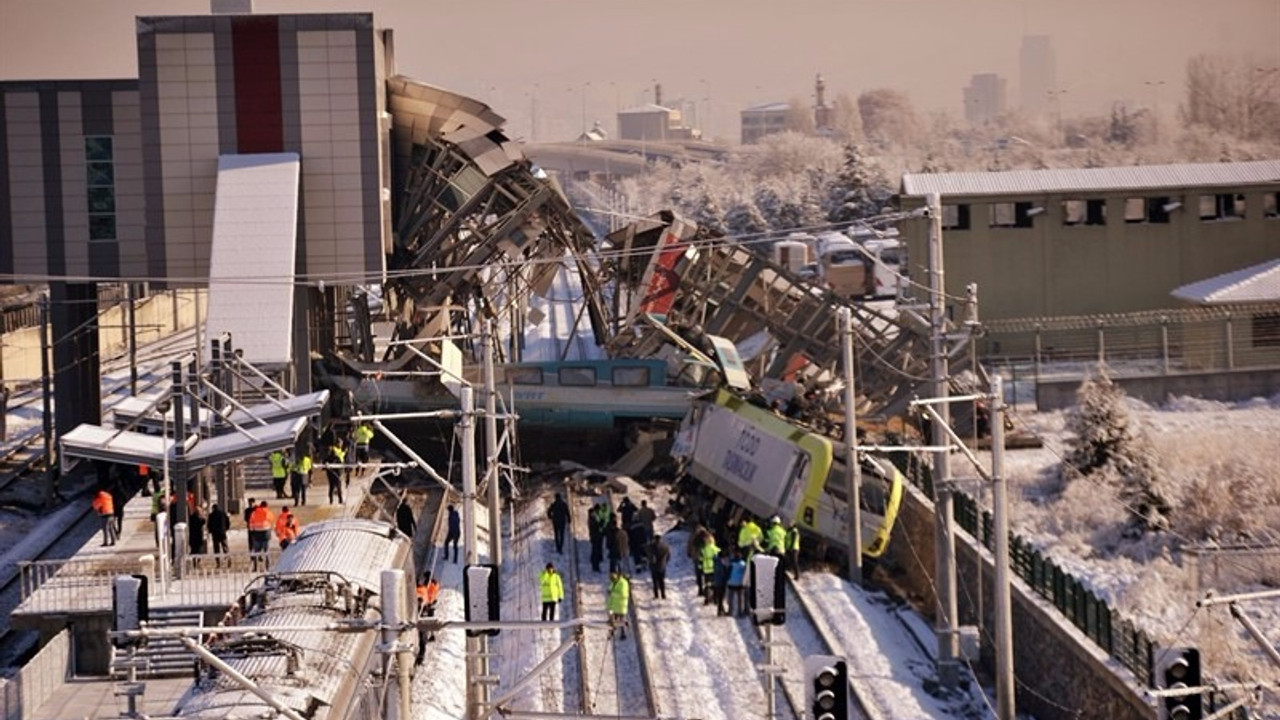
<box><xmin>1</xmin><ymin>0</ymin><xmax>1276</xmax><ymax>143</ymax></box>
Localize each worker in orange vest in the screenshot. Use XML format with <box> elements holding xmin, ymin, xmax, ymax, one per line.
<box><xmin>248</xmin><ymin>501</ymin><xmax>275</xmax><ymax>570</ymax></box>
<box><xmin>275</xmin><ymin>506</ymin><xmax>299</xmax><ymax>550</ymax></box>
<box><xmin>92</xmin><ymin>488</ymin><xmax>117</xmax><ymax>547</ymax></box>
<box><xmin>415</xmin><ymin>571</ymin><xmax>442</xmax><ymax>663</ymax></box>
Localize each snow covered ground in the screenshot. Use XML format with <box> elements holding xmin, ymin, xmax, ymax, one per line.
<box><xmin>972</xmin><ymin>388</ymin><xmax>1280</xmax><ymax>718</ymax></box>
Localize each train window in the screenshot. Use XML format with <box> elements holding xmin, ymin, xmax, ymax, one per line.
<box><xmin>611</xmin><ymin>366</ymin><xmax>651</xmax><ymax>387</ymax></box>
<box><xmin>558</xmin><ymin>367</ymin><xmax>597</xmax><ymax>387</ymax></box>
<box><xmin>507</xmin><ymin>368</ymin><xmax>543</xmax><ymax>385</ymax></box>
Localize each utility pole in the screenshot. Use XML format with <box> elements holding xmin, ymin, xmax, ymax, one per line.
<box><xmin>127</xmin><ymin>283</ymin><xmax>138</xmax><ymax>395</ymax></box>
<box><xmin>482</xmin><ymin>320</ymin><xmax>501</xmax><ymax>568</ymax></box>
<box><xmin>990</xmin><ymin>374</ymin><xmax>1015</xmax><ymax>720</ymax></box>
<box><xmin>39</xmin><ymin>295</ymin><xmax>53</xmax><ymax>507</ymax></box>
<box><xmin>459</xmin><ymin>386</ymin><xmax>487</xmax><ymax>720</ymax></box>
<box><xmin>839</xmin><ymin>306</ymin><xmax>863</xmax><ymax>583</ymax></box>
<box><xmin>927</xmin><ymin>192</ymin><xmax>961</xmax><ymax>689</ymax></box>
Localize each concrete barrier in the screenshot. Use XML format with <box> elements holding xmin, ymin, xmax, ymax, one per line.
<box><xmin>0</xmin><ymin>628</ymin><xmax>70</xmax><ymax>720</ymax></box>
<box><xmin>880</xmin><ymin>481</ymin><xmax>1155</xmax><ymax>720</ymax></box>
<box><xmin>1036</xmin><ymin>367</ymin><xmax>1280</xmax><ymax>411</ymax></box>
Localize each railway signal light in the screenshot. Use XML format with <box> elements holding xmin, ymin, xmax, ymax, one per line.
<box><xmin>1154</xmin><ymin>647</ymin><xmax>1202</xmax><ymax>720</ymax></box>
<box><xmin>464</xmin><ymin>564</ymin><xmax>500</xmax><ymax>636</ymax></box>
<box><xmin>804</xmin><ymin>654</ymin><xmax>848</xmax><ymax>720</ymax></box>
<box><xmin>749</xmin><ymin>553</ymin><xmax>785</xmax><ymax>625</ymax></box>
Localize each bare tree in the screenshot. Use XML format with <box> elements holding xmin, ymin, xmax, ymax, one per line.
<box><xmin>784</xmin><ymin>94</ymin><xmax>816</xmax><ymax>135</ymax></box>
<box><xmin>857</xmin><ymin>88</ymin><xmax>921</xmax><ymax>149</ymax></box>
<box><xmin>1182</xmin><ymin>53</ymin><xmax>1280</xmax><ymax>141</ymax></box>
<box><xmin>829</xmin><ymin>92</ymin><xmax>863</xmax><ymax>141</ymax></box>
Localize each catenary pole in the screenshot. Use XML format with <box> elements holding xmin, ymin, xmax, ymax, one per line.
<box><xmin>928</xmin><ymin>192</ymin><xmax>960</xmax><ymax>688</ymax></box>
<box><xmin>39</xmin><ymin>295</ymin><xmax>54</xmax><ymax>507</ymax></box>
<box><xmin>839</xmin><ymin>306</ymin><xmax>863</xmax><ymax>583</ymax></box>
<box><xmin>483</xmin><ymin>320</ymin><xmax>501</xmax><ymax>567</ymax></box>
<box><xmin>990</xmin><ymin>374</ymin><xmax>1015</xmax><ymax>719</ymax></box>
<box><xmin>460</xmin><ymin>386</ymin><xmax>484</xmax><ymax>719</ymax></box>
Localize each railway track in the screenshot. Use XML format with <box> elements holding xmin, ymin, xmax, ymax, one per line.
<box><xmin>0</xmin><ymin>327</ymin><xmax>198</xmax><ymax>495</ymax></box>
<box><xmin>566</xmin><ymin>484</ymin><xmax>656</xmax><ymax>718</ymax></box>
<box><xmin>0</xmin><ymin>327</ymin><xmax>202</xmax><ymax>667</ymax></box>
<box><xmin>752</xmin><ymin>572</ymin><xmax>878</xmax><ymax>720</ymax></box>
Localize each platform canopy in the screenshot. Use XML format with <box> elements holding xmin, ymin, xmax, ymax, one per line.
<box><xmin>110</xmin><ymin>390</ymin><xmax>330</xmax><ymax>435</ymax></box>
<box><xmin>60</xmin><ymin>416</ymin><xmax>307</xmax><ymax>475</ymax></box>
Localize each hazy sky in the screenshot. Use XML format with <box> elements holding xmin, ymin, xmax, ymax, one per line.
<box><xmin>1</xmin><ymin>0</ymin><xmax>1277</xmax><ymax>142</ymax></box>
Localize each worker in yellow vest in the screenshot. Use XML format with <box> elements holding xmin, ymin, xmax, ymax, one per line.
<box><xmin>290</xmin><ymin>448</ymin><xmax>312</xmax><ymax>507</ymax></box>
<box><xmin>269</xmin><ymin>449</ymin><xmax>289</xmax><ymax>499</ymax></box>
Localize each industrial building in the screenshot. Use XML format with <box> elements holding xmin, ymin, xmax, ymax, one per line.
<box><xmin>898</xmin><ymin>161</ymin><xmax>1280</xmax><ymax>322</ymax></box>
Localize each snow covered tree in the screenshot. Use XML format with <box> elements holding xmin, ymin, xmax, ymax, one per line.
<box><xmin>723</xmin><ymin>194</ymin><xmax>768</xmax><ymax>237</ymax></box>
<box><xmin>857</xmin><ymin>88</ymin><xmax>921</xmax><ymax>149</ymax></box>
<box><xmin>827</xmin><ymin>142</ymin><xmax>890</xmax><ymax>222</ymax></box>
<box><xmin>1061</xmin><ymin>367</ymin><xmax>1172</xmax><ymax>535</ymax></box>
<box><xmin>685</xmin><ymin>171</ymin><xmax>727</xmax><ymax>235</ymax></box>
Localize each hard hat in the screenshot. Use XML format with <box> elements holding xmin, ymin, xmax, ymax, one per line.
<box><xmin>771</xmin><ymin>515</ymin><xmax>781</xmax><ymax>524</ymax></box>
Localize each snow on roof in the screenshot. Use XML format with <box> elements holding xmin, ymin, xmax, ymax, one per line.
<box><xmin>901</xmin><ymin>159</ymin><xmax>1280</xmax><ymax>198</ymax></box>
<box><xmin>1171</xmin><ymin>257</ymin><xmax>1280</xmax><ymax>304</ymax></box>
<box><xmin>742</xmin><ymin>101</ymin><xmax>790</xmax><ymax>113</ymax></box>
<box><xmin>617</xmin><ymin>103</ymin><xmax>672</xmax><ymax>115</ymax></box>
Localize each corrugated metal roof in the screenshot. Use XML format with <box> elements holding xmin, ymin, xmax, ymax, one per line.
<box><xmin>1171</xmin><ymin>258</ymin><xmax>1280</xmax><ymax>304</ymax></box>
<box><xmin>618</xmin><ymin>103</ymin><xmax>672</xmax><ymax>115</ymax></box>
<box><xmin>742</xmin><ymin>102</ymin><xmax>790</xmax><ymax>113</ymax></box>
<box><xmin>901</xmin><ymin>160</ymin><xmax>1280</xmax><ymax>198</ymax></box>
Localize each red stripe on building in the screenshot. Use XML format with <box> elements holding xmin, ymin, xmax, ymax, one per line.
<box><xmin>231</xmin><ymin>16</ymin><xmax>283</xmax><ymax>153</ymax></box>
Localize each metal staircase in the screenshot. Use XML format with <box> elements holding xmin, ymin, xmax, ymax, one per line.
<box><xmin>114</xmin><ymin>607</ymin><xmax>204</xmax><ymax>678</ymax></box>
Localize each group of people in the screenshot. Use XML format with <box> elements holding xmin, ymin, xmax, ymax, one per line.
<box><xmin>267</xmin><ymin>422</ymin><xmax>376</xmax><ymax>508</ymax></box>
<box><xmin>244</xmin><ymin>499</ymin><xmax>301</xmax><ymax>570</ymax></box>
<box><xmin>689</xmin><ymin>514</ymin><xmax>802</xmax><ymax>618</ymax></box>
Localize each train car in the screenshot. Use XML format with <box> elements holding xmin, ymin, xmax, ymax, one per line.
<box><xmin>173</xmin><ymin>519</ymin><xmax>417</xmax><ymax>720</ymax></box>
<box><xmin>675</xmin><ymin>388</ymin><xmax>903</xmax><ymax>557</ymax></box>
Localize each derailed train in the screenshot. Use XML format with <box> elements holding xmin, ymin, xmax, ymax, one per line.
<box><xmin>172</xmin><ymin>519</ymin><xmax>418</xmax><ymax>720</ymax></box>
<box><xmin>675</xmin><ymin>389</ymin><xmax>904</xmax><ymax>558</ymax></box>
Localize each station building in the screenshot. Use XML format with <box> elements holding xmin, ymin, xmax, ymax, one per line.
<box><xmin>0</xmin><ymin>10</ymin><xmax>534</xmax><ymax>433</ymax></box>
<box><xmin>897</xmin><ymin>162</ymin><xmax>1280</xmax><ymax>323</ymax></box>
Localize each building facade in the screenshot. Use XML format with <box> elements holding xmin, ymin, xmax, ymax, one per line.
<box><xmin>740</xmin><ymin>102</ymin><xmax>789</xmax><ymax>144</ymax></box>
<box><xmin>963</xmin><ymin>73</ymin><xmax>1007</xmax><ymax>124</ymax></box>
<box><xmin>898</xmin><ymin>161</ymin><xmax>1280</xmax><ymax>322</ymax></box>
<box><xmin>1019</xmin><ymin>35</ymin><xmax>1056</xmax><ymax>116</ymax></box>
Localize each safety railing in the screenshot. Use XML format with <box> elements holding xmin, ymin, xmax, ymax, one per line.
<box><xmin>18</xmin><ymin>551</ymin><xmax>282</xmax><ymax>615</ymax></box>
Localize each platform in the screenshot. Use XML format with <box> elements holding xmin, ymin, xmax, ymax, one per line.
<box><xmin>8</xmin><ymin>461</ymin><xmax>382</xmax><ymax>720</ymax></box>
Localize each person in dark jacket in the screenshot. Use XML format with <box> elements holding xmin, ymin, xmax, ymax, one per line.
<box><xmin>648</xmin><ymin>536</ymin><xmax>671</xmax><ymax>599</ymax></box>
<box><xmin>444</xmin><ymin>505</ymin><xmax>461</xmax><ymax>563</ymax></box>
<box><xmin>111</xmin><ymin>481</ymin><xmax>127</xmax><ymax>534</ymax></box>
<box><xmin>628</xmin><ymin>517</ymin><xmax>648</xmax><ymax>572</ymax></box>
<box><xmin>588</xmin><ymin>501</ymin><xmax>610</xmax><ymax>572</ymax></box>
<box><xmin>617</xmin><ymin>496</ymin><xmax>637</xmax><ymax>529</ymax></box>
<box><xmin>607</xmin><ymin>519</ymin><xmax>629</xmax><ymax>574</ymax></box>
<box><xmin>188</xmin><ymin>506</ymin><xmax>207</xmax><ymax>567</ymax></box>
<box><xmin>547</xmin><ymin>492</ymin><xmax>570</xmax><ymax>554</ymax></box>
<box><xmin>396</xmin><ymin>502</ymin><xmax>417</xmax><ymax>539</ymax></box>
<box><xmin>207</xmin><ymin>503</ymin><xmax>230</xmax><ymax>567</ymax></box>
<box><xmin>712</xmin><ymin>549</ymin><xmax>732</xmax><ymax>616</ymax></box>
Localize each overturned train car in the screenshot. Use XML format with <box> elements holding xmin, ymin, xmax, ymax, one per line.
<box><xmin>676</xmin><ymin>389</ymin><xmax>904</xmax><ymax>558</ymax></box>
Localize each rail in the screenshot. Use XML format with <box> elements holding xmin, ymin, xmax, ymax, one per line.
<box><xmin>781</xmin><ymin>574</ymin><xmax>879</xmax><ymax>720</ymax></box>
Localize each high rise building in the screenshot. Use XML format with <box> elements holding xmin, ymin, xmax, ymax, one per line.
<box><xmin>1019</xmin><ymin>35</ymin><xmax>1057</xmax><ymax>116</ymax></box>
<box><xmin>963</xmin><ymin>73</ymin><xmax>1007</xmax><ymax>123</ymax></box>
